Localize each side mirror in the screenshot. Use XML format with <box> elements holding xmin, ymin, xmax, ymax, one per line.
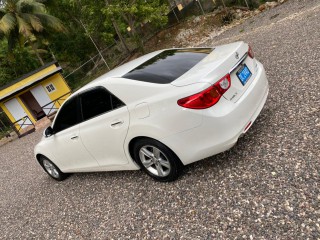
<box><xmin>44</xmin><ymin>126</ymin><xmax>54</xmax><ymax>137</ymax></box>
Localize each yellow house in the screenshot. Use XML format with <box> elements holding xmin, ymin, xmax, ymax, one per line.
<box><xmin>0</xmin><ymin>61</ymin><xmax>71</xmax><ymax>135</ymax></box>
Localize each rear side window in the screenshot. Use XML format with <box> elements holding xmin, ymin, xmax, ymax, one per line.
<box><xmin>80</xmin><ymin>87</ymin><xmax>124</xmax><ymax>121</ymax></box>
<box><xmin>53</xmin><ymin>97</ymin><xmax>79</xmax><ymax>132</ymax></box>
<box><xmin>111</xmin><ymin>94</ymin><xmax>124</xmax><ymax>109</ymax></box>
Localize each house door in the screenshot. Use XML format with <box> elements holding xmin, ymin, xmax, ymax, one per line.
<box><xmin>4</xmin><ymin>98</ymin><xmax>32</xmax><ymax>129</ymax></box>
<box><xmin>20</xmin><ymin>91</ymin><xmax>46</xmax><ymax>120</ymax></box>
<box><xmin>30</xmin><ymin>85</ymin><xmax>55</xmax><ymax>115</ymax></box>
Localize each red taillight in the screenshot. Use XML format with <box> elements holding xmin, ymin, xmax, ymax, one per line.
<box><xmin>248</xmin><ymin>45</ymin><xmax>254</xmax><ymax>58</ymax></box>
<box><xmin>178</xmin><ymin>74</ymin><xmax>231</xmax><ymax>109</ymax></box>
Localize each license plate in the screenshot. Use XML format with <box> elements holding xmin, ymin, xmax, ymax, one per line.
<box><xmin>236</xmin><ymin>64</ymin><xmax>252</xmax><ymax>86</ymax></box>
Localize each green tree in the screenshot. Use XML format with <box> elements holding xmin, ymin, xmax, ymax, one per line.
<box><xmin>64</xmin><ymin>0</ymin><xmax>130</xmax><ymax>53</ymax></box>
<box><xmin>103</xmin><ymin>0</ymin><xmax>169</xmax><ymax>52</ymax></box>
<box><xmin>0</xmin><ymin>39</ymin><xmax>39</xmax><ymax>87</ymax></box>
<box><xmin>0</xmin><ymin>0</ymin><xmax>65</xmax><ymax>65</ymax></box>
<box><xmin>46</xmin><ymin>0</ymin><xmax>110</xmax><ymax>68</ymax></box>
<box><xmin>104</xmin><ymin>0</ymin><xmax>129</xmax><ymax>53</ymax></box>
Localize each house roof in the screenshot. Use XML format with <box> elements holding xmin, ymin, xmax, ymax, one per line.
<box><xmin>0</xmin><ymin>61</ymin><xmax>63</xmax><ymax>102</ymax></box>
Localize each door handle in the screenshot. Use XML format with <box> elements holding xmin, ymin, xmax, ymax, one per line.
<box><xmin>70</xmin><ymin>135</ymin><xmax>79</xmax><ymax>140</ymax></box>
<box><xmin>110</xmin><ymin>120</ymin><xmax>124</xmax><ymax>127</ymax></box>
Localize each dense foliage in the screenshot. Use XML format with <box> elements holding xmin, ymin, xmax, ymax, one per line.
<box><xmin>0</xmin><ymin>0</ymin><xmax>170</xmax><ymax>87</ymax></box>
<box><xmin>0</xmin><ymin>0</ymin><xmax>65</xmax><ymax>65</ymax></box>
<box><xmin>0</xmin><ymin>0</ymin><xmax>265</xmax><ymax>89</ymax></box>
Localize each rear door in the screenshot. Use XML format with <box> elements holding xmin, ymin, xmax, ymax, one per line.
<box><xmin>78</xmin><ymin>87</ymin><xmax>129</xmax><ymax>167</ymax></box>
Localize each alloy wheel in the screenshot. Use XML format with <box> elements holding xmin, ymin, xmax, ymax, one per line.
<box><xmin>43</xmin><ymin>159</ymin><xmax>60</xmax><ymax>179</ymax></box>
<box><xmin>139</xmin><ymin>145</ymin><xmax>171</xmax><ymax>177</ymax></box>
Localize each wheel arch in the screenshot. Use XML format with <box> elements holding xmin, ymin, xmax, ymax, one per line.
<box><xmin>128</xmin><ymin>136</ymin><xmax>184</xmax><ymax>166</ymax></box>
<box><xmin>36</xmin><ymin>153</ymin><xmax>46</xmax><ymax>163</ymax></box>
<box><xmin>35</xmin><ymin>153</ymin><xmax>61</xmax><ymax>169</ymax></box>
<box><xmin>128</xmin><ymin>136</ymin><xmax>148</xmax><ymax>165</ymax></box>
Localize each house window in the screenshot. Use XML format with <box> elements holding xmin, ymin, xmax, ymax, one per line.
<box><xmin>45</xmin><ymin>83</ymin><xmax>56</xmax><ymax>93</ymax></box>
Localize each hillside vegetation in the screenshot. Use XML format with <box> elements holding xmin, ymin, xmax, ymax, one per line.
<box><xmin>0</xmin><ymin>0</ymin><xmax>277</xmax><ymax>90</ymax></box>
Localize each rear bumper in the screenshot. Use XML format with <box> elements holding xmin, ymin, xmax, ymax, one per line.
<box><xmin>161</xmin><ymin>61</ymin><xmax>269</xmax><ymax>165</ymax></box>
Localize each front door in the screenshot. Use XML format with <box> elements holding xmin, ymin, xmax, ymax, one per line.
<box><xmin>50</xmin><ymin>96</ymin><xmax>99</xmax><ymax>171</ymax></box>
<box><xmin>51</xmin><ymin>125</ymin><xmax>99</xmax><ymax>171</ymax></box>
<box><xmin>19</xmin><ymin>91</ymin><xmax>45</xmax><ymax>120</ymax></box>
<box><xmin>30</xmin><ymin>85</ymin><xmax>54</xmax><ymax>115</ymax></box>
<box><xmin>4</xmin><ymin>98</ymin><xmax>32</xmax><ymax>129</ymax></box>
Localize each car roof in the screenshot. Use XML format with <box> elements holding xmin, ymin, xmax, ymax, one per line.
<box><xmin>70</xmin><ymin>47</ymin><xmax>213</xmax><ymax>97</ymax></box>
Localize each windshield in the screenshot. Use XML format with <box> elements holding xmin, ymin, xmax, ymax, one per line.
<box><xmin>122</xmin><ymin>48</ymin><xmax>213</xmax><ymax>84</ymax></box>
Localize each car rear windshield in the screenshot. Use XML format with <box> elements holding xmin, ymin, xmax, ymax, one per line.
<box><xmin>122</xmin><ymin>48</ymin><xmax>213</xmax><ymax>84</ymax></box>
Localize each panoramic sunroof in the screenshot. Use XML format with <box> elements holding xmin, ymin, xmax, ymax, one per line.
<box><xmin>122</xmin><ymin>48</ymin><xmax>213</xmax><ymax>84</ymax></box>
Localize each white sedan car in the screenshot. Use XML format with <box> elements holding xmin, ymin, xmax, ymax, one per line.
<box><xmin>35</xmin><ymin>41</ymin><xmax>269</xmax><ymax>182</ymax></box>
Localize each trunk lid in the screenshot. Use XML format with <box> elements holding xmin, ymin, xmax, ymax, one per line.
<box><xmin>171</xmin><ymin>41</ymin><xmax>258</xmax><ymax>102</ymax></box>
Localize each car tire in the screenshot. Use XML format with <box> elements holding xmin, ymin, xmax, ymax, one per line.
<box><xmin>38</xmin><ymin>156</ymin><xmax>69</xmax><ymax>181</ymax></box>
<box><xmin>133</xmin><ymin>138</ymin><xmax>182</xmax><ymax>182</ymax></box>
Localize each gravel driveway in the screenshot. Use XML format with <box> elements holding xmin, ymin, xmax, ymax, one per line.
<box><xmin>0</xmin><ymin>0</ymin><xmax>319</xmax><ymax>239</ymax></box>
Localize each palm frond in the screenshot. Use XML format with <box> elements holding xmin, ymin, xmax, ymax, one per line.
<box><xmin>17</xmin><ymin>0</ymin><xmax>45</xmax><ymax>14</ymax></box>
<box><xmin>0</xmin><ymin>9</ymin><xmax>6</xmax><ymax>18</ymax></box>
<box><xmin>28</xmin><ymin>32</ymin><xmax>36</xmax><ymax>41</ymax></box>
<box><xmin>16</xmin><ymin>14</ymin><xmax>32</xmax><ymax>37</ymax></box>
<box><xmin>21</xmin><ymin>13</ymin><xmax>43</xmax><ymax>32</ymax></box>
<box><xmin>0</xmin><ymin>13</ymin><xmax>16</xmax><ymax>34</ymax></box>
<box><xmin>30</xmin><ymin>48</ymin><xmax>47</xmax><ymax>54</ymax></box>
<box><xmin>34</xmin><ymin>13</ymin><xmax>66</xmax><ymax>33</ymax></box>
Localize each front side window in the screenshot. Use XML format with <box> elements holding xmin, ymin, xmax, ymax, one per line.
<box><xmin>80</xmin><ymin>87</ymin><xmax>124</xmax><ymax>121</ymax></box>
<box><xmin>53</xmin><ymin>97</ymin><xmax>79</xmax><ymax>132</ymax></box>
